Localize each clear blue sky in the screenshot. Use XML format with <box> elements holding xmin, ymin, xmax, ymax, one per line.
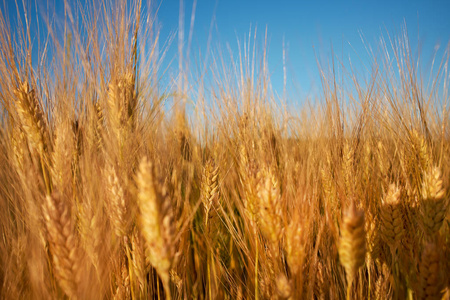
<box><xmin>155</xmin><ymin>0</ymin><xmax>450</xmax><ymax>101</ymax></box>
<box><xmin>2</xmin><ymin>0</ymin><xmax>450</xmax><ymax>102</ymax></box>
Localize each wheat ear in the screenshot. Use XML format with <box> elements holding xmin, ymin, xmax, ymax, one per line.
<box><xmin>107</xmin><ymin>72</ymin><xmax>135</xmax><ymax>135</ymax></box>
<box><xmin>201</xmin><ymin>159</ymin><xmax>219</xmax><ymax>227</ymax></box>
<box><xmin>13</xmin><ymin>81</ymin><xmax>49</xmax><ymax>156</ymax></box>
<box><xmin>285</xmin><ymin>211</ymin><xmax>305</xmax><ymax>276</ymax></box>
<box><xmin>114</xmin><ymin>258</ymin><xmax>131</xmax><ymax>300</ymax></box>
<box><xmin>417</xmin><ymin>243</ymin><xmax>444</xmax><ymax>300</ymax></box>
<box><xmin>342</xmin><ymin>142</ymin><xmax>355</xmax><ymax>196</ymax></box>
<box><xmin>43</xmin><ymin>192</ymin><xmax>81</xmax><ymax>299</ymax></box>
<box><xmin>421</xmin><ymin>167</ymin><xmax>447</xmax><ymax>236</ymax></box>
<box><xmin>379</xmin><ymin>184</ymin><xmax>404</xmax><ymax>252</ymax></box>
<box><xmin>107</xmin><ymin>165</ymin><xmax>129</xmax><ymax>239</ymax></box>
<box><xmin>137</xmin><ymin>157</ymin><xmax>174</xmax><ymax>300</ymax></box>
<box><xmin>276</xmin><ymin>273</ymin><xmax>292</xmax><ymax>300</ymax></box>
<box><xmin>93</xmin><ymin>101</ymin><xmax>104</xmax><ymax>150</ymax></box>
<box><xmin>410</xmin><ymin>129</ymin><xmax>431</xmax><ymax>172</ymax></box>
<box><xmin>14</xmin><ymin>81</ymin><xmax>51</xmax><ymax>193</ymax></box>
<box><xmin>130</xmin><ymin>229</ymin><xmax>148</xmax><ymax>291</ymax></box>
<box><xmin>238</xmin><ymin>143</ymin><xmax>259</xmax><ymax>233</ymax></box>
<box><xmin>256</xmin><ymin>165</ymin><xmax>283</xmax><ymax>244</ymax></box>
<box><xmin>338</xmin><ymin>202</ymin><xmax>366</xmax><ymax>287</ymax></box>
<box><xmin>51</xmin><ymin>120</ymin><xmax>75</xmax><ymax>195</ymax></box>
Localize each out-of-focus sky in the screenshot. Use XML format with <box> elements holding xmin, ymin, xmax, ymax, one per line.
<box><xmin>2</xmin><ymin>0</ymin><xmax>449</xmax><ymax>101</ymax></box>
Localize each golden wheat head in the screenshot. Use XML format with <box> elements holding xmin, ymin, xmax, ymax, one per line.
<box><xmin>417</xmin><ymin>243</ymin><xmax>445</xmax><ymax>300</ymax></box>
<box><xmin>43</xmin><ymin>192</ymin><xmax>81</xmax><ymax>299</ymax></box>
<box><xmin>420</xmin><ymin>167</ymin><xmax>448</xmax><ymax>236</ymax></box>
<box><xmin>137</xmin><ymin>157</ymin><xmax>175</xmax><ymax>298</ymax></box>
<box><xmin>201</xmin><ymin>159</ymin><xmax>220</xmax><ymax>226</ymax></box>
<box><xmin>256</xmin><ymin>165</ymin><xmax>283</xmax><ymax>244</ymax></box>
<box><xmin>379</xmin><ymin>184</ymin><xmax>404</xmax><ymax>251</ymax></box>
<box><xmin>338</xmin><ymin>201</ymin><xmax>366</xmax><ymax>284</ymax></box>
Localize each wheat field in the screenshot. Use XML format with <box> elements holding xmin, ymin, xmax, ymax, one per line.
<box><xmin>0</xmin><ymin>1</ymin><xmax>449</xmax><ymax>299</ymax></box>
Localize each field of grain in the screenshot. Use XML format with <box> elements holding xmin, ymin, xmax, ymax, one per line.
<box><xmin>0</xmin><ymin>1</ymin><xmax>449</xmax><ymax>299</ymax></box>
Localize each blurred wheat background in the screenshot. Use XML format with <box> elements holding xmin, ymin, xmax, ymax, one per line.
<box><xmin>0</xmin><ymin>0</ymin><xmax>449</xmax><ymax>299</ymax></box>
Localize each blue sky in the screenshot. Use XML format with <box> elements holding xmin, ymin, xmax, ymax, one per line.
<box><xmin>2</xmin><ymin>0</ymin><xmax>450</xmax><ymax>102</ymax></box>
<box><xmin>155</xmin><ymin>0</ymin><xmax>450</xmax><ymax>100</ymax></box>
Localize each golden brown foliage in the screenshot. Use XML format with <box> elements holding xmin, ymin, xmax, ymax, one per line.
<box><xmin>0</xmin><ymin>1</ymin><xmax>448</xmax><ymax>299</ymax></box>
